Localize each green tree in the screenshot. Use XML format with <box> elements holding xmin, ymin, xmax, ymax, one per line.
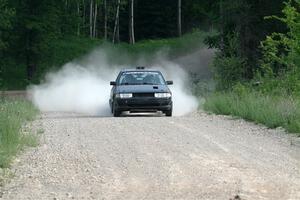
<box><xmin>258</xmin><ymin>0</ymin><xmax>300</xmax><ymax>95</ymax></box>
<box><xmin>0</xmin><ymin>0</ymin><xmax>15</xmax><ymax>51</ymax></box>
<box><xmin>206</xmin><ymin>0</ymin><xmax>286</xmax><ymax>90</ymax></box>
<box><xmin>0</xmin><ymin>0</ymin><xmax>15</xmax><ymax>88</ymax></box>
<box><xmin>261</xmin><ymin>0</ymin><xmax>300</xmax><ymax>74</ymax></box>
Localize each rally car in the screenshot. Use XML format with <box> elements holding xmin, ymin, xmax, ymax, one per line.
<box><xmin>109</xmin><ymin>67</ymin><xmax>173</xmax><ymax>117</ymax></box>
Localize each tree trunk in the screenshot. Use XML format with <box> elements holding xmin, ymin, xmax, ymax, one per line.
<box><xmin>77</xmin><ymin>1</ymin><xmax>80</xmax><ymax>36</ymax></box>
<box><xmin>104</xmin><ymin>0</ymin><xmax>107</xmax><ymax>40</ymax></box>
<box><xmin>116</xmin><ymin>15</ymin><xmax>120</xmax><ymax>43</ymax></box>
<box><xmin>178</xmin><ymin>0</ymin><xmax>182</xmax><ymax>37</ymax></box>
<box><xmin>129</xmin><ymin>0</ymin><xmax>135</xmax><ymax>44</ymax></box>
<box><xmin>90</xmin><ymin>0</ymin><xmax>93</xmax><ymax>38</ymax></box>
<box><xmin>113</xmin><ymin>0</ymin><xmax>120</xmax><ymax>43</ymax></box>
<box><xmin>83</xmin><ymin>0</ymin><xmax>86</xmax><ymax>26</ymax></box>
<box><xmin>93</xmin><ymin>2</ymin><xmax>98</xmax><ymax>37</ymax></box>
<box><xmin>220</xmin><ymin>0</ymin><xmax>224</xmax><ymax>52</ymax></box>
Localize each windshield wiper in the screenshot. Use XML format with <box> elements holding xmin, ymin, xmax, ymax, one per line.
<box><xmin>143</xmin><ymin>82</ymin><xmax>154</xmax><ymax>85</ymax></box>
<box><xmin>120</xmin><ymin>83</ymin><xmax>141</xmax><ymax>85</ymax></box>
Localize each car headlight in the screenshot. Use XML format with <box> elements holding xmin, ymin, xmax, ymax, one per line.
<box><xmin>116</xmin><ymin>93</ymin><xmax>133</xmax><ymax>98</ymax></box>
<box><xmin>155</xmin><ymin>93</ymin><xmax>172</xmax><ymax>98</ymax></box>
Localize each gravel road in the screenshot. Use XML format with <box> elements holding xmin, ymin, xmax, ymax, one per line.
<box><xmin>1</xmin><ymin>112</ymin><xmax>300</xmax><ymax>200</ymax></box>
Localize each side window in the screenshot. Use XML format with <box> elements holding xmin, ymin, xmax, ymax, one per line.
<box><xmin>119</xmin><ymin>74</ymin><xmax>125</xmax><ymax>84</ymax></box>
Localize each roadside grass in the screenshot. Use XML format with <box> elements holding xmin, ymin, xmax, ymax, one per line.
<box><xmin>0</xmin><ymin>99</ymin><xmax>39</xmax><ymax>168</ymax></box>
<box><xmin>203</xmin><ymin>92</ymin><xmax>300</xmax><ymax>135</ymax></box>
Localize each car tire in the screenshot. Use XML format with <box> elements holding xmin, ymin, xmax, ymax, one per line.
<box><xmin>113</xmin><ymin>102</ymin><xmax>121</xmax><ymax>117</ymax></box>
<box><xmin>110</xmin><ymin>101</ymin><xmax>113</xmax><ymax>114</ymax></box>
<box><xmin>113</xmin><ymin>110</ymin><xmax>121</xmax><ymax>117</ymax></box>
<box><xmin>165</xmin><ymin>109</ymin><xmax>172</xmax><ymax>117</ymax></box>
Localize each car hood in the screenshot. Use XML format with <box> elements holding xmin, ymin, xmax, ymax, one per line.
<box><xmin>116</xmin><ymin>85</ymin><xmax>170</xmax><ymax>93</ymax></box>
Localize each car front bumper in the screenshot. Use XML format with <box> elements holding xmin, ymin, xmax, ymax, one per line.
<box><xmin>115</xmin><ymin>97</ymin><xmax>172</xmax><ymax>112</ymax></box>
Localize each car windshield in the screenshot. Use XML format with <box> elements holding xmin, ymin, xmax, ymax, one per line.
<box><xmin>118</xmin><ymin>71</ymin><xmax>165</xmax><ymax>85</ymax></box>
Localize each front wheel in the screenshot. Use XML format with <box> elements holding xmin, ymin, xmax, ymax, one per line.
<box><xmin>164</xmin><ymin>109</ymin><xmax>172</xmax><ymax>117</ymax></box>
<box><xmin>112</xmin><ymin>102</ymin><xmax>121</xmax><ymax>117</ymax></box>
<box><xmin>113</xmin><ymin>110</ymin><xmax>121</xmax><ymax>117</ymax></box>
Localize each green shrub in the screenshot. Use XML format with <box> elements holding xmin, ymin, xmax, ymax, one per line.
<box><xmin>213</xmin><ymin>55</ymin><xmax>247</xmax><ymax>90</ymax></box>
<box><xmin>191</xmin><ymin>80</ymin><xmax>215</xmax><ymax>97</ymax></box>
<box><xmin>211</xmin><ymin>31</ymin><xmax>248</xmax><ymax>90</ymax></box>
<box><xmin>112</xmin><ymin>31</ymin><xmax>209</xmax><ymax>63</ymax></box>
<box><xmin>1</xmin><ymin>36</ymin><xmax>104</xmax><ymax>90</ymax></box>
<box><xmin>257</xmin><ymin>0</ymin><xmax>300</xmax><ymax>96</ymax></box>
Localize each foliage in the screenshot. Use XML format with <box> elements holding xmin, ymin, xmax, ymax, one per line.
<box><xmin>0</xmin><ymin>0</ymin><xmax>297</xmax><ymax>99</ymax></box>
<box><xmin>203</xmin><ymin>1</ymin><xmax>300</xmax><ymax>135</ymax></box>
<box><xmin>1</xmin><ymin>36</ymin><xmax>103</xmax><ymax>90</ymax></box>
<box><xmin>1</xmin><ymin>0</ymin><xmax>214</xmax><ymax>86</ymax></box>
<box><xmin>258</xmin><ymin>0</ymin><xmax>300</xmax><ymax>96</ymax></box>
<box><xmin>116</xmin><ymin>31</ymin><xmax>208</xmax><ymax>58</ymax></box>
<box><xmin>205</xmin><ymin>0</ymin><xmax>285</xmax><ymax>89</ymax></box>
<box><xmin>0</xmin><ymin>0</ymin><xmax>15</xmax><ymax>50</ymax></box>
<box><xmin>2</xmin><ymin>31</ymin><xmax>207</xmax><ymax>90</ymax></box>
<box><xmin>0</xmin><ymin>0</ymin><xmax>15</xmax><ymax>89</ymax></box>
<box><xmin>191</xmin><ymin>80</ymin><xmax>215</xmax><ymax>98</ymax></box>
<box><xmin>211</xmin><ymin>32</ymin><xmax>247</xmax><ymax>90</ymax></box>
<box><xmin>0</xmin><ymin>99</ymin><xmax>39</xmax><ymax>168</ymax></box>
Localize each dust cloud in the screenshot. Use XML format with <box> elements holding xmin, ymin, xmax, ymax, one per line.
<box><xmin>28</xmin><ymin>47</ymin><xmax>206</xmax><ymax>116</ymax></box>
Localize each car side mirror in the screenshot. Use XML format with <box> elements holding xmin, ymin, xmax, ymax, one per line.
<box><xmin>110</xmin><ymin>81</ymin><xmax>116</xmax><ymax>86</ymax></box>
<box><xmin>166</xmin><ymin>81</ymin><xmax>173</xmax><ymax>85</ymax></box>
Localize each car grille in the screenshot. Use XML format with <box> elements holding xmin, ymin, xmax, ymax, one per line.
<box><xmin>133</xmin><ymin>93</ymin><xmax>154</xmax><ymax>97</ymax></box>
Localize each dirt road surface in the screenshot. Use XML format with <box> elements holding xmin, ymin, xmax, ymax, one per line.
<box><xmin>1</xmin><ymin>112</ymin><xmax>300</xmax><ymax>200</ymax></box>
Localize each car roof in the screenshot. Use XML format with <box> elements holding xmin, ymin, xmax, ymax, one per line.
<box><xmin>120</xmin><ymin>68</ymin><xmax>161</xmax><ymax>73</ymax></box>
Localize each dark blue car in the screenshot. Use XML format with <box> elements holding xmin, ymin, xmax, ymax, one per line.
<box><xmin>109</xmin><ymin>67</ymin><xmax>173</xmax><ymax>117</ymax></box>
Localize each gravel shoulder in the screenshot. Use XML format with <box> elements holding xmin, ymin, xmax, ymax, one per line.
<box><xmin>1</xmin><ymin>112</ymin><xmax>300</xmax><ymax>200</ymax></box>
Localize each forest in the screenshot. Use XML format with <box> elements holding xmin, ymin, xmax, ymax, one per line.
<box><xmin>1</xmin><ymin>0</ymin><xmax>300</xmax><ymax>132</ymax></box>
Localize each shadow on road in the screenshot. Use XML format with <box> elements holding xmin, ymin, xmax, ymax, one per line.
<box><xmin>41</xmin><ymin>111</ymin><xmax>165</xmax><ymax>119</ymax></box>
